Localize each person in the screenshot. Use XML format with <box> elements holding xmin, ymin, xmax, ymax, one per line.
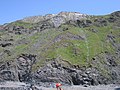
<box><xmin>56</xmin><ymin>83</ymin><xmax>63</xmax><ymax>90</ymax></box>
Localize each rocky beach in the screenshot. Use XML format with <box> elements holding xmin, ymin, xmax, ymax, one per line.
<box><xmin>0</xmin><ymin>82</ymin><xmax>120</xmax><ymax>90</ymax></box>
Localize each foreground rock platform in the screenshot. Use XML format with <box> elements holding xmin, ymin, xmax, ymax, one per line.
<box><xmin>0</xmin><ymin>81</ymin><xmax>120</xmax><ymax>90</ymax></box>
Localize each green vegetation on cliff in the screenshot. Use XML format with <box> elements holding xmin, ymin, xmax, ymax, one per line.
<box><xmin>0</xmin><ymin>11</ymin><xmax>120</xmax><ymax>70</ymax></box>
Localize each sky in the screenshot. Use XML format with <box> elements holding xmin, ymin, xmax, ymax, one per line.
<box><xmin>0</xmin><ymin>0</ymin><xmax>120</xmax><ymax>24</ymax></box>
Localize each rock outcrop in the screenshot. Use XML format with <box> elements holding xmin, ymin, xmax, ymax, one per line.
<box><xmin>21</xmin><ymin>12</ymin><xmax>89</xmax><ymax>27</ymax></box>
<box><xmin>0</xmin><ymin>54</ymin><xmax>36</xmax><ymax>82</ymax></box>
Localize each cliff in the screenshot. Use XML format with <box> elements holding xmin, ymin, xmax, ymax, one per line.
<box><xmin>0</xmin><ymin>11</ymin><xmax>120</xmax><ymax>87</ymax></box>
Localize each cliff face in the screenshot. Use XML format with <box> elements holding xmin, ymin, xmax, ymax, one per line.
<box><xmin>0</xmin><ymin>11</ymin><xmax>120</xmax><ymax>86</ymax></box>
<box><xmin>21</xmin><ymin>12</ymin><xmax>89</xmax><ymax>27</ymax></box>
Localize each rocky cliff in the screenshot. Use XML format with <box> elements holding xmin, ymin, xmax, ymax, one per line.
<box><xmin>21</xmin><ymin>12</ymin><xmax>89</xmax><ymax>27</ymax></box>
<box><xmin>0</xmin><ymin>11</ymin><xmax>120</xmax><ymax>87</ymax></box>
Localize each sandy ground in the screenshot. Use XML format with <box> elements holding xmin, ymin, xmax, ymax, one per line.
<box><xmin>0</xmin><ymin>81</ymin><xmax>120</xmax><ymax>90</ymax></box>
<box><xmin>38</xmin><ymin>85</ymin><xmax>120</xmax><ymax>90</ymax></box>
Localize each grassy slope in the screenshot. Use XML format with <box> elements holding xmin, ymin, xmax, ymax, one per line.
<box><xmin>44</xmin><ymin>26</ymin><xmax>119</xmax><ymax>66</ymax></box>
<box><xmin>0</xmin><ymin>13</ymin><xmax>120</xmax><ymax>72</ymax></box>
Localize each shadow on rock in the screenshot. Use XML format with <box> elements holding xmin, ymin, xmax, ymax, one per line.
<box><xmin>115</xmin><ymin>88</ymin><xmax>120</xmax><ymax>90</ymax></box>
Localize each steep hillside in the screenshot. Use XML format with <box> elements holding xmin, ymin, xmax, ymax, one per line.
<box><xmin>0</xmin><ymin>11</ymin><xmax>120</xmax><ymax>86</ymax></box>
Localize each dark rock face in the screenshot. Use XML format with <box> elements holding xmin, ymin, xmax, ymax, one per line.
<box><xmin>36</xmin><ymin>20</ymin><xmax>54</xmax><ymax>30</ymax></box>
<box><xmin>0</xmin><ymin>43</ymin><xmax>12</xmax><ymax>47</ymax></box>
<box><xmin>0</xmin><ymin>61</ymin><xmax>19</xmax><ymax>81</ymax></box>
<box><xmin>17</xmin><ymin>54</ymin><xmax>36</xmax><ymax>82</ymax></box>
<box><xmin>33</xmin><ymin>60</ymin><xmax>72</xmax><ymax>85</ymax></box>
<box><xmin>53</xmin><ymin>32</ymin><xmax>85</xmax><ymax>43</ymax></box>
<box><xmin>64</xmin><ymin>19</ymin><xmax>93</xmax><ymax>28</ymax></box>
<box><xmin>76</xmin><ymin>20</ymin><xmax>92</xmax><ymax>28</ymax></box>
<box><xmin>93</xmin><ymin>18</ymin><xmax>108</xmax><ymax>27</ymax></box>
<box><xmin>0</xmin><ymin>53</ymin><xmax>120</xmax><ymax>86</ymax></box>
<box><xmin>3</xmin><ymin>24</ymin><xmax>34</xmax><ymax>34</ymax></box>
<box><xmin>111</xmin><ymin>11</ymin><xmax>120</xmax><ymax>17</ymax></box>
<box><xmin>0</xmin><ymin>54</ymin><xmax>36</xmax><ymax>82</ymax></box>
<box><xmin>32</xmin><ymin>59</ymin><xmax>119</xmax><ymax>86</ymax></box>
<box><xmin>1</xmin><ymin>57</ymin><xmax>117</xmax><ymax>86</ymax></box>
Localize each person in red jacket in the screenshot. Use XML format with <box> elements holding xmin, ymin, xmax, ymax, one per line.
<box><xmin>56</xmin><ymin>83</ymin><xmax>63</xmax><ymax>90</ymax></box>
